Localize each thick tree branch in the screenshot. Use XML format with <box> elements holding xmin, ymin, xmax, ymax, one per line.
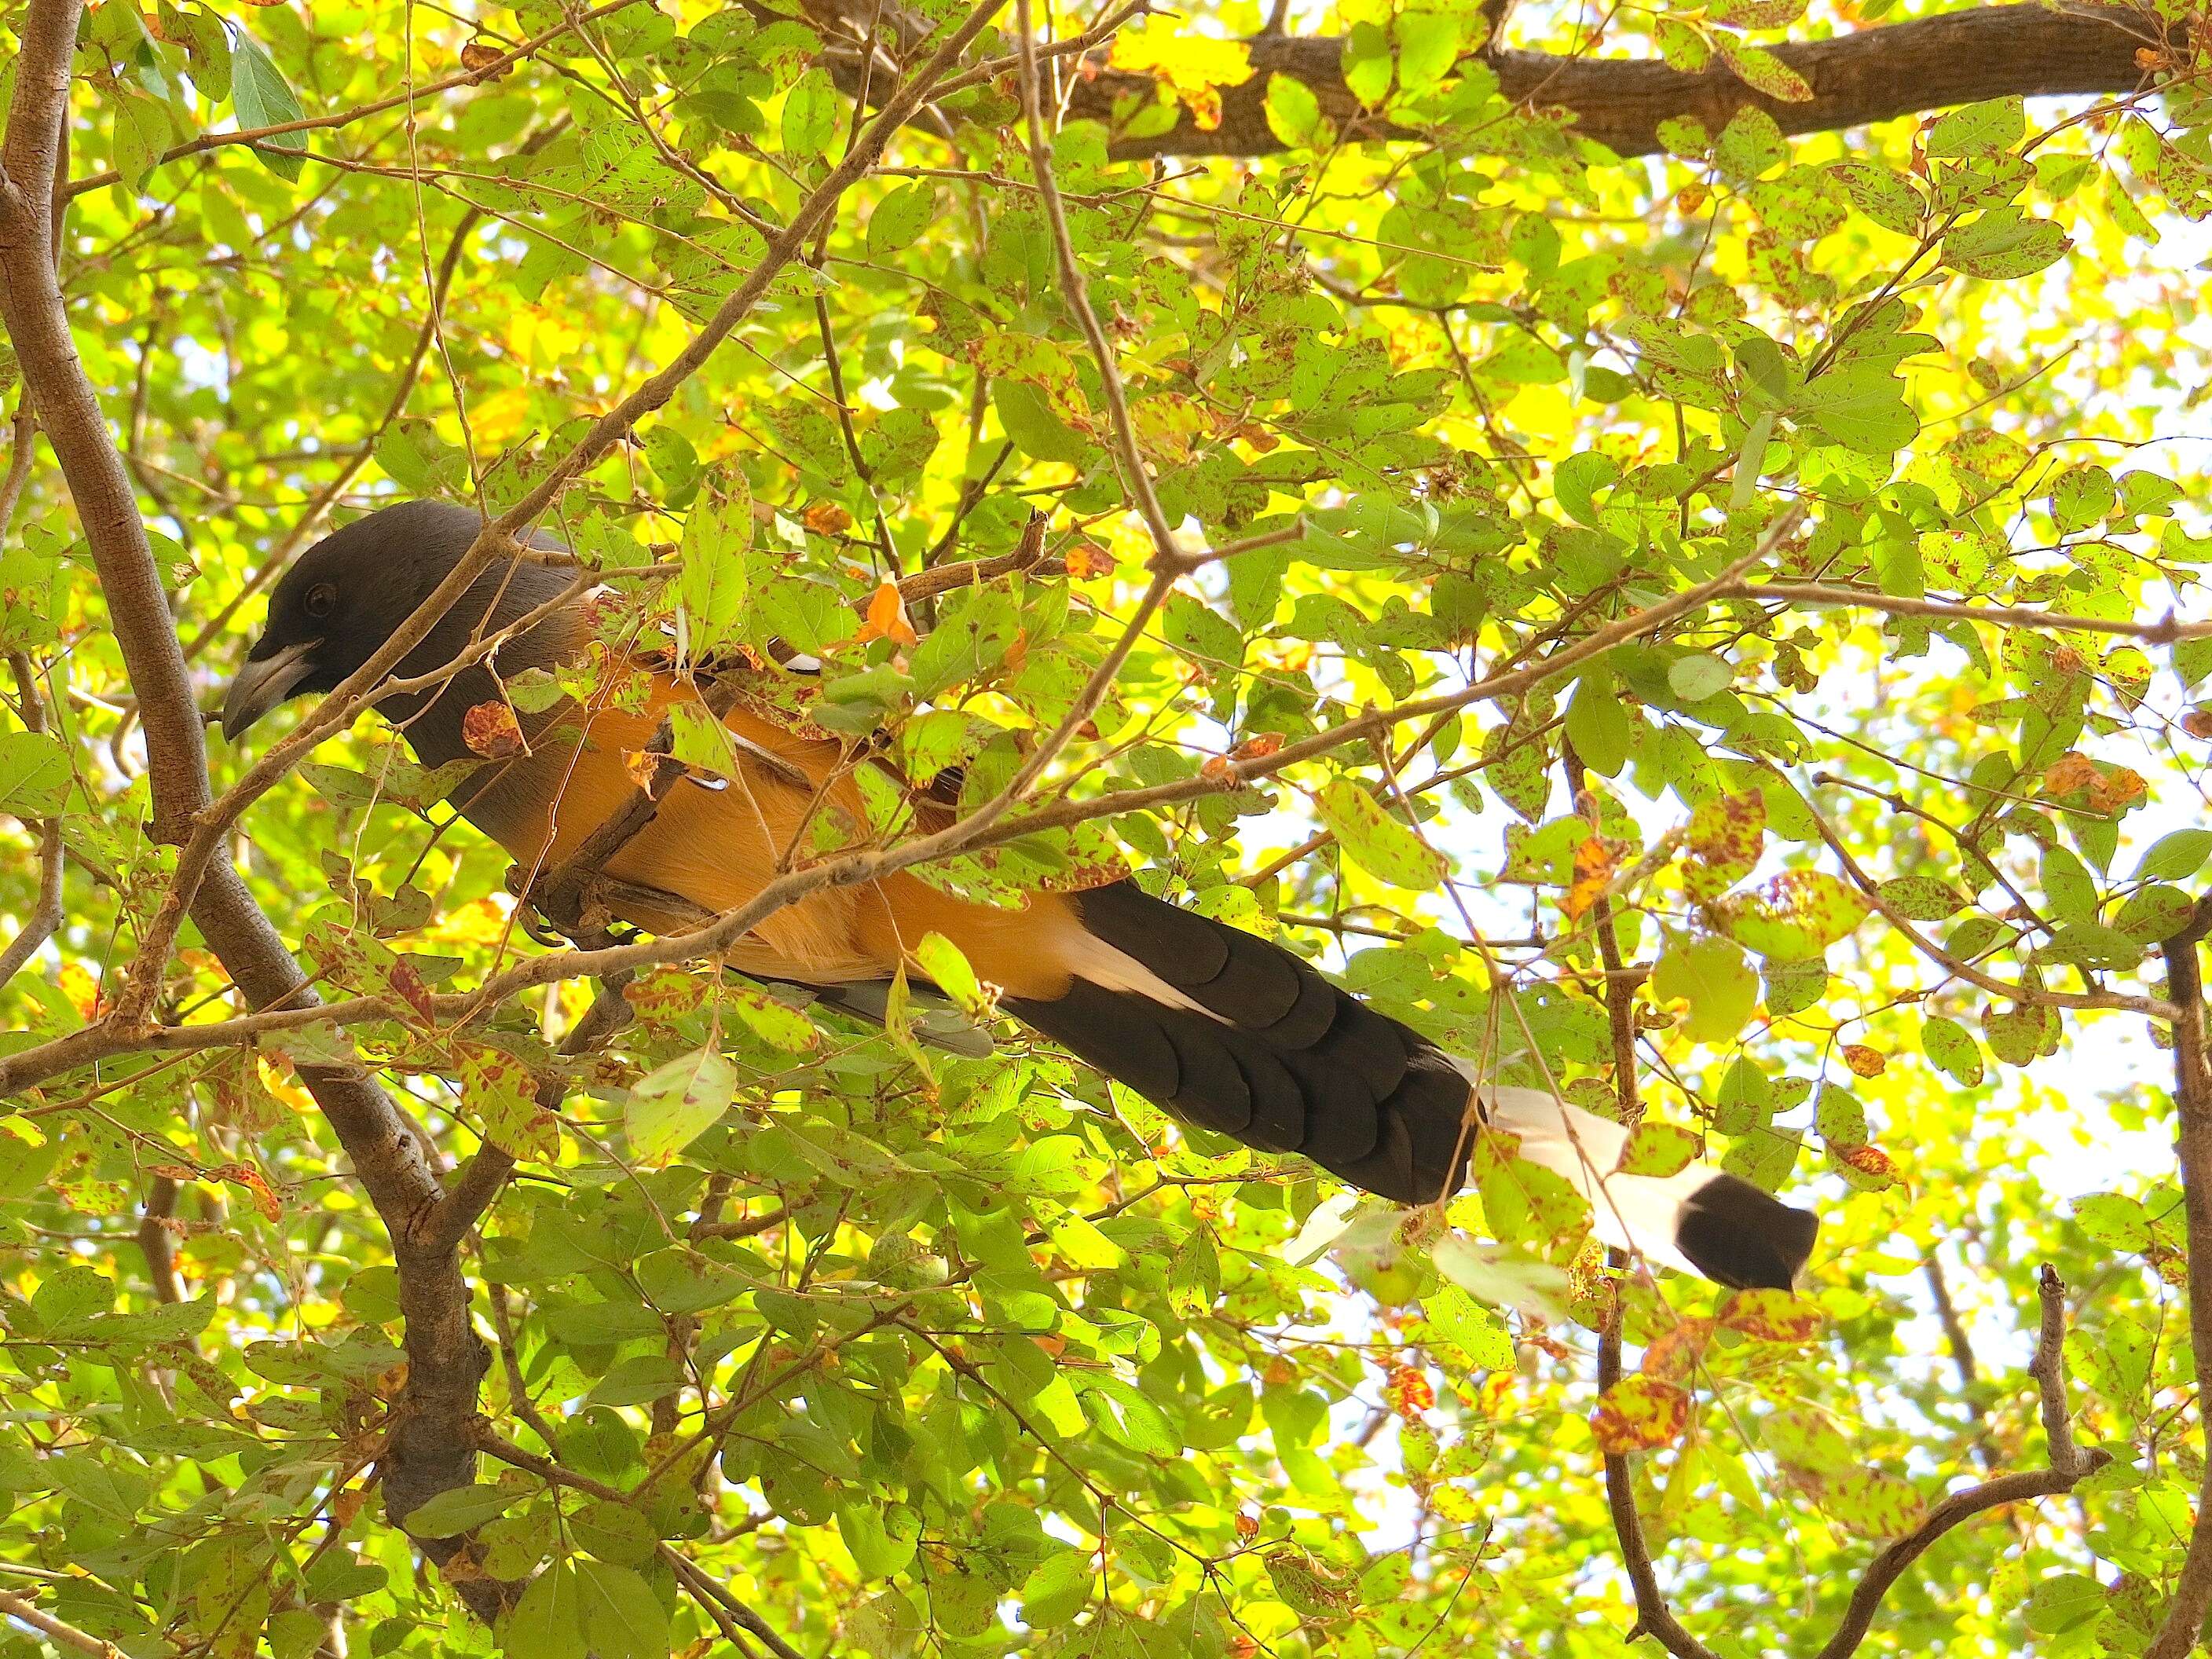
<box><xmin>1067</xmin><ymin>5</ymin><xmax>2177</xmax><ymax>161</ymax></box>
<box><xmin>2145</xmin><ymin>897</ymin><xmax>2212</xmax><ymax>1659</ymax></box>
<box><xmin>0</xmin><ymin>0</ymin><xmax>490</xmax><ymax>1609</ymax></box>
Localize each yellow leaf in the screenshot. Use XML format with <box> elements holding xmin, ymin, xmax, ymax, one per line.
<box><xmin>1108</xmin><ymin>20</ymin><xmax>1254</xmax><ymax>130</ymax></box>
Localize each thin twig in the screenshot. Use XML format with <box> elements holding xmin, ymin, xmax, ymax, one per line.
<box><xmin>0</xmin><ymin>652</ymin><xmax>65</xmax><ymax>988</ymax></box>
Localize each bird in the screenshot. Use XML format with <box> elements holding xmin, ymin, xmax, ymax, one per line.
<box><xmin>222</xmin><ymin>500</ymin><xmax>1819</xmax><ymax>1292</ymax></box>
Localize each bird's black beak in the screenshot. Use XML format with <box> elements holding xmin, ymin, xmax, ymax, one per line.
<box><xmin>221</xmin><ymin>639</ymin><xmax>319</xmax><ymax>741</ymax></box>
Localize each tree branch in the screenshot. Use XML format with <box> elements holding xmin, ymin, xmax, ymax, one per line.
<box><xmin>2144</xmin><ymin>896</ymin><xmax>2212</xmax><ymax>1659</ymax></box>
<box><xmin>1811</xmin><ymin>1265</ymin><xmax>2105</xmax><ymax>1659</ymax></box>
<box><xmin>0</xmin><ymin>650</ymin><xmax>65</xmax><ymax>989</ymax></box>
<box><xmin>0</xmin><ymin>1590</ymin><xmax>130</xmax><ymax>1659</ymax></box>
<box><xmin>0</xmin><ymin>0</ymin><xmax>490</xmax><ymax>1610</ymax></box>
<box><xmin>1065</xmin><ymin>5</ymin><xmax>2179</xmax><ymax>161</ymax></box>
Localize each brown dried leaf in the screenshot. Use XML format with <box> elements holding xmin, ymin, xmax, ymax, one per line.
<box><xmin>460</xmin><ymin>37</ymin><xmax>510</xmax><ymax>74</ymax></box>
<box><xmin>461</xmin><ymin>700</ymin><xmax>525</xmax><ymax>760</ymax></box>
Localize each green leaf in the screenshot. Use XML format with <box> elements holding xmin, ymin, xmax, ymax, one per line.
<box><xmin>1715</xmin><ymin>871</ymin><xmax>1870</xmax><ymax>961</ymax></box>
<box><xmin>404</xmin><ymin>1483</ymin><xmax>519</xmax><ymax>1538</ymax></box>
<box><xmin>2075</xmin><ymin>1192</ymin><xmax>2152</xmax><ymax>1252</ymax></box>
<box><xmin>781</xmin><ymin>68</ymin><xmax>839</xmax><ymax>159</ymax></box>
<box><xmin>2023</xmin><ymin>1573</ymin><xmax>2107</xmax><ymax>1636</ymax></box>
<box><xmin>31</xmin><ymin>1264</ymin><xmax>115</xmax><ymax>1335</ymax></box>
<box><xmin>993</xmin><ymin>378</ymin><xmax>1089</xmax><ymax>463</ymax></box>
<box><xmin>838</xmin><ymin>1500</ymin><xmax>922</xmax><ymax>1579</ymax></box>
<box><xmin>1565</xmin><ymin>672</ymin><xmax>1632</xmax><ymax>777</ymax></box>
<box><xmin>504</xmin><ymin>1564</ymin><xmax>588</xmax><ymax>1659</ymax></box>
<box><xmin>2040</xmin><ymin>844</ymin><xmax>2097</xmax><ymax>923</ymax></box>
<box><xmin>866</xmin><ymin>182</ymin><xmax>934</xmax><ymax>259</ymax></box>
<box><xmin>228</xmin><ymin>27</ymin><xmax>308</xmax><ymax>181</ymax></box>
<box><xmin>1828</xmin><ymin>161</ymin><xmax>1924</xmax><ymax>236</ymax></box>
<box><xmin>1554</xmin><ymin>452</ymin><xmax>1618</xmax><ymax>526</ymax></box>
<box><xmin>0</xmin><ymin>731</ymin><xmax>70</xmax><ymax>817</ymax></box>
<box><xmin>1668</xmin><ymin>654</ymin><xmax>1731</xmax><ymax>703</ymax></box>
<box><xmin>1919</xmin><ymin>1015</ymin><xmax>1983</xmax><ymax>1088</ymax></box>
<box><xmin>1795</xmin><ymin>364</ymin><xmax>1918</xmax><ymax>455</ymax></box>
<box><xmin>1925</xmin><ymin>96</ymin><xmax>2023</xmax><ymax>158</ymax></box>
<box><xmin>1943</xmin><ymin>209</ymin><xmax>2071</xmax><ymax>281</ymax></box>
<box><xmin>1875</xmin><ymin>877</ymin><xmax>1965</xmax><ymax>922</ymax></box>
<box><xmin>2135</xmin><ymin>829</ymin><xmax>2212</xmax><ymax>883</ymax></box>
<box><xmin>574</xmin><ymin>1561</ymin><xmax>670</xmax><ymax>1659</ymax></box>
<box><xmin>1314</xmin><ymin>779</ymin><xmax>1446</xmax><ymax>890</ymax></box>
<box><xmin>1263</xmin><ymin>71</ymin><xmax>1322</xmax><ymax>147</ymax></box>
<box><xmin>1416</xmin><ymin>1286</ymin><xmax>1515</xmax><ymax>1370</ymax></box>
<box><xmin>2050</xmin><ymin>463</ymin><xmax>2116</xmax><ymax>532</ymax></box>
<box><xmin>112</xmin><ymin>93</ymin><xmax>174</xmax><ymax>196</ymax></box>
<box><xmin>677</xmin><ymin>477</ymin><xmax>754</xmax><ymax>661</ymax></box>
<box><xmin>573</xmin><ymin>1500</ymin><xmax>658</xmax><ymax>1568</ymax></box>
<box><xmin>725</xmin><ymin>984</ymin><xmax>822</xmax><ymax>1052</ymax></box>
<box><xmin>912</xmin><ymin>931</ymin><xmax>990</xmax><ymax>1020</ymax></box>
<box><xmin>627</xmin><ymin>1047</ymin><xmax>738</xmax><ymax>1160</ymax></box>
<box><xmin>1650</xmin><ymin>936</ymin><xmax>1759</xmax><ymax>1043</ymax></box>
<box><xmin>1619</xmin><ymin>1122</ymin><xmax>1700</xmax><ymax>1177</ymax></box>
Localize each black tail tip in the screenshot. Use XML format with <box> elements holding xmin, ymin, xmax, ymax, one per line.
<box><xmin>1674</xmin><ymin>1173</ymin><xmax>1820</xmax><ymax>1291</ymax></box>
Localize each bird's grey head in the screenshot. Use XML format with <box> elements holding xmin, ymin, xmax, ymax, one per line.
<box><xmin>221</xmin><ymin>500</ymin><xmax>573</xmax><ymax>743</ymax></box>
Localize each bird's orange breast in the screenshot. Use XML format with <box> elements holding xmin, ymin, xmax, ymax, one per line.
<box><xmin>456</xmin><ymin>669</ymin><xmax>1084</xmax><ymax>1002</ymax></box>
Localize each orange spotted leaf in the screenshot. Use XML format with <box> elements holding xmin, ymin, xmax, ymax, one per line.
<box><xmin>625</xmin><ymin>966</ymin><xmax>710</xmax><ymax>1021</ymax></box>
<box><xmin>1386</xmin><ymin>1365</ymin><xmax>1435</xmax><ymax>1416</ymax></box>
<box><xmin>1841</xmin><ymin>1044</ymin><xmax>1886</xmax><ymax>1078</ymax></box>
<box><xmin>1721</xmin><ymin>1287</ymin><xmax>1826</xmax><ymax>1343</ymax></box>
<box><xmin>803</xmin><ymin>500</ymin><xmax>853</xmax><ymax>535</ymax></box>
<box><xmin>2089</xmin><ymin>765</ymin><xmax>2148</xmax><ymax>814</ymax></box>
<box><xmin>211</xmin><ymin>1162</ymin><xmax>283</xmax><ymax>1223</ymax></box>
<box><xmin>1832</xmin><ymin>1141</ymin><xmax>1900</xmax><ymax>1188</ymax></box>
<box><xmin>2041</xmin><ymin>750</ymin><xmax>2098</xmax><ymax>797</ymax></box>
<box><xmin>1639</xmin><ymin>1317</ymin><xmax>1714</xmax><ymax>1382</ymax></box>
<box><xmin>1684</xmin><ymin>790</ymin><xmax>1766</xmax><ymax>903</ymax></box>
<box><xmin>1591</xmin><ymin>1375</ymin><xmax>1690</xmax><ymax>1453</ymax></box>
<box><xmin>1063</xmin><ymin>540</ymin><xmax>1115</xmax><ymax>579</ymax></box>
<box><xmin>385</xmin><ymin>957</ymin><xmax>438</xmax><ymax>1024</ymax></box>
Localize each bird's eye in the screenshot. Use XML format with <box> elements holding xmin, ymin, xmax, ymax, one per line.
<box><xmin>302</xmin><ymin>583</ymin><xmax>338</xmax><ymax>621</ymax></box>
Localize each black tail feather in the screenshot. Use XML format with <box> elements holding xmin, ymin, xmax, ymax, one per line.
<box><xmin>1008</xmin><ymin>881</ymin><xmax>1472</xmax><ymax>1204</ymax></box>
<box><xmin>1009</xmin><ymin>881</ymin><xmax>1821</xmax><ymax>1291</ymax></box>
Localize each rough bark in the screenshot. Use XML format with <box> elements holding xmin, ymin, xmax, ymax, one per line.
<box><xmin>1064</xmin><ymin>4</ymin><xmax>2173</xmax><ymax>160</ymax></box>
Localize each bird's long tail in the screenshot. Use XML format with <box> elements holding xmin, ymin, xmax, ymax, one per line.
<box><xmin>1004</xmin><ymin>881</ymin><xmax>1818</xmax><ymax>1291</ymax></box>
